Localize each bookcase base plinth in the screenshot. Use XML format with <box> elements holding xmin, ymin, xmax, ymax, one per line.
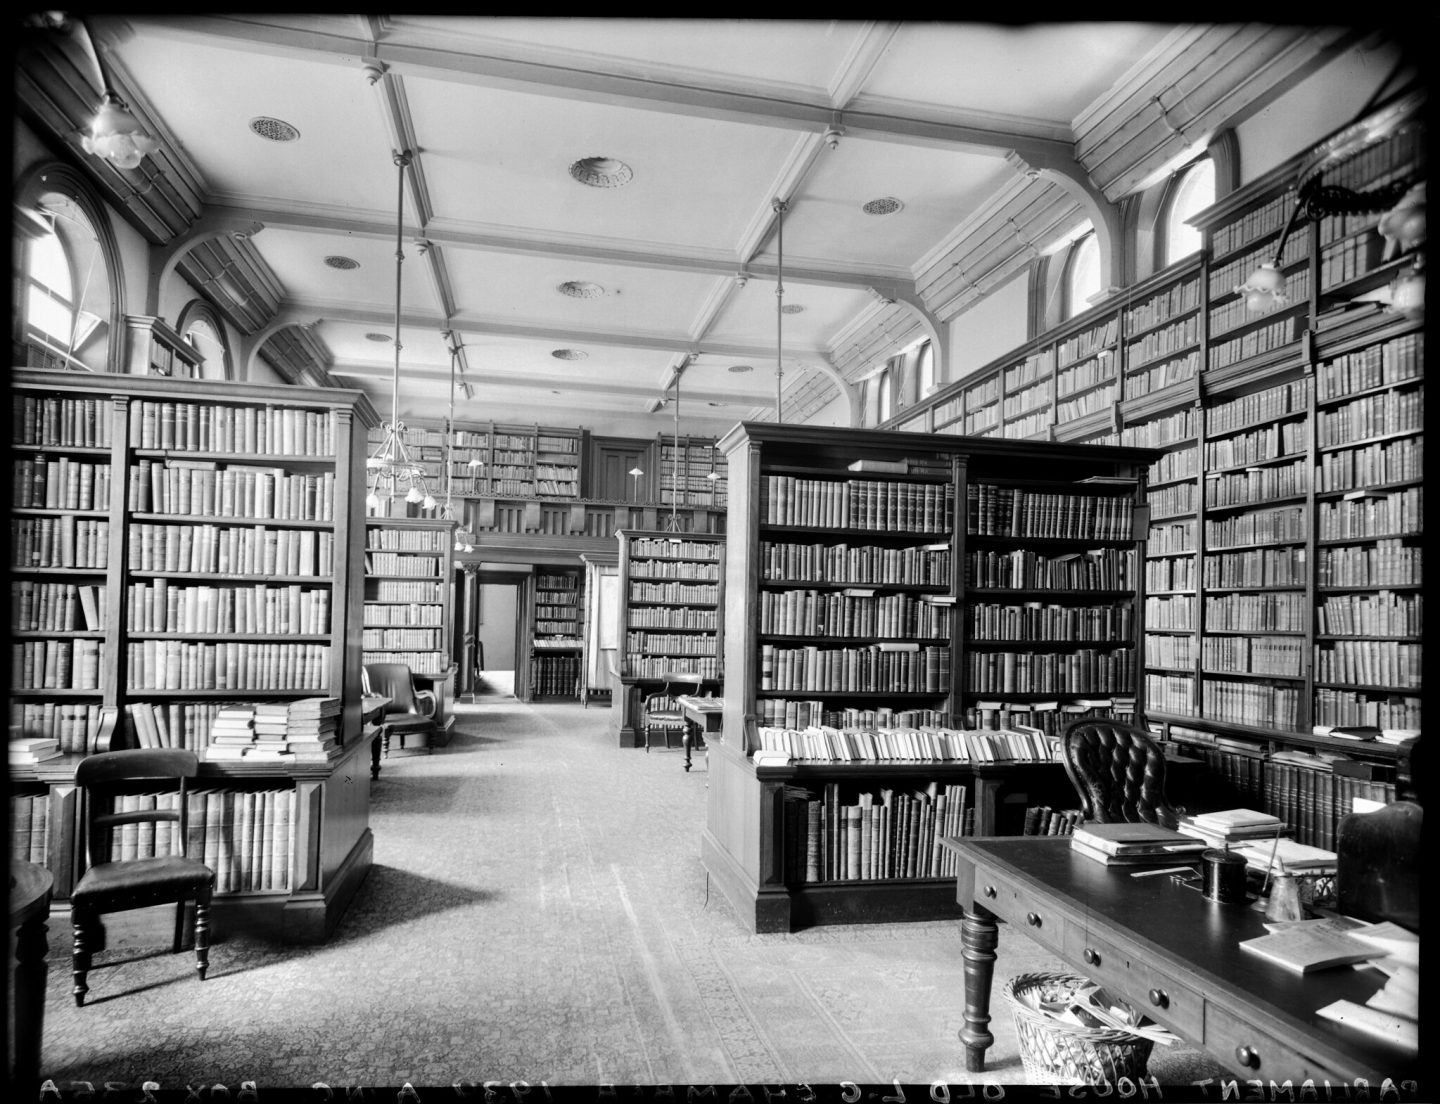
<box><xmin>700</xmin><ymin>829</ymin><xmax>793</xmax><ymax>934</ymax></box>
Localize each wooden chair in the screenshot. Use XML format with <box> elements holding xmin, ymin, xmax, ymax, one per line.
<box><xmin>1059</xmin><ymin>719</ymin><xmax>1181</xmax><ymax>829</ymax></box>
<box><xmin>641</xmin><ymin>671</ymin><xmax>704</xmax><ymax>752</ymax></box>
<box><xmin>1336</xmin><ymin>740</ymin><xmax>1421</xmax><ymax>932</ymax></box>
<box><xmin>71</xmin><ymin>748</ymin><xmax>214</xmax><ymax>1006</ymax></box>
<box><xmin>363</xmin><ymin>662</ymin><xmax>438</xmax><ymax>761</ymax></box>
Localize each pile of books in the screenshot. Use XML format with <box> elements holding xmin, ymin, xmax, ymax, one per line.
<box><xmin>206</xmin><ymin>704</ymin><xmax>256</xmax><ymax>760</ymax></box>
<box><xmin>1232</xmin><ymin>836</ymin><xmax>1337</xmax><ymax>874</ymax></box>
<box><xmin>1069</xmin><ymin>821</ymin><xmax>1210</xmax><ymax>867</ymax></box>
<box><xmin>248</xmin><ymin>702</ymin><xmax>296</xmax><ymax>762</ymax></box>
<box><xmin>286</xmin><ymin>697</ymin><xmax>341</xmax><ymax>762</ymax></box>
<box><xmin>1175</xmin><ymin>808</ymin><xmax>1285</xmax><ymax>849</ymax></box>
<box><xmin>9</xmin><ymin>736</ymin><xmax>62</xmax><ymax>765</ymax></box>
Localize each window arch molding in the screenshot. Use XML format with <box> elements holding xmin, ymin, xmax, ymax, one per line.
<box><xmin>13</xmin><ymin>161</ymin><xmax>126</xmax><ymax>372</ymax></box>
<box><xmin>175</xmin><ymin>298</ymin><xmax>235</xmax><ymax>380</ymax></box>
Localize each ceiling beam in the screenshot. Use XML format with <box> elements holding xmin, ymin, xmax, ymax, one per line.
<box><xmin>114</xmin><ymin>16</ymin><xmax>1079</xmax><ymax>165</ymax></box>
<box><xmin>205</xmin><ymin>201</ymin><xmax>915</xmax><ymax>292</ymax></box>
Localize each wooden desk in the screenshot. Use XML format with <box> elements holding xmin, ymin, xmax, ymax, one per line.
<box><xmin>676</xmin><ymin>695</ymin><xmax>723</xmax><ymax>773</ymax></box>
<box><xmin>941</xmin><ymin>836</ymin><xmax>1416</xmax><ymax>1084</ymax></box>
<box><xmin>10</xmin><ymin>861</ymin><xmax>54</xmax><ymax>1090</ymax></box>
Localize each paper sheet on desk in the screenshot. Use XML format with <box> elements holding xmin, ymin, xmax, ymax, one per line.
<box><xmin>1316</xmin><ymin>999</ymin><xmax>1418</xmax><ymax>1053</ymax></box>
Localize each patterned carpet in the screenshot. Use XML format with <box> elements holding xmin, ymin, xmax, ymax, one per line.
<box><xmin>32</xmin><ymin>701</ymin><xmax>1229</xmax><ymax>1094</ymax></box>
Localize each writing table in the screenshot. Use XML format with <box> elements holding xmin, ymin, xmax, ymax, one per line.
<box><xmin>940</xmin><ymin>835</ymin><xmax>1416</xmax><ymax>1085</ymax></box>
<box><xmin>676</xmin><ymin>695</ymin><xmax>724</xmax><ymax>772</ymax></box>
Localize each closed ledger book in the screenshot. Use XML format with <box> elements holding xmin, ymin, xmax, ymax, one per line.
<box><xmin>1239</xmin><ymin>928</ymin><xmax>1380</xmax><ymax>974</ymax></box>
<box><xmin>1070</xmin><ymin>822</ymin><xmax>1208</xmax><ymax>866</ymax></box>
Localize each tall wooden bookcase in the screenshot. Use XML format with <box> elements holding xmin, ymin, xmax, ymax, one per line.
<box><xmin>612</xmin><ymin>529</ymin><xmax>725</xmax><ymax>747</ymax></box>
<box><xmin>703</xmin><ymin>423</ymin><xmax>1157</xmax><ymax>932</ymax></box>
<box><xmin>361</xmin><ymin>515</ymin><xmax>457</xmax><ymax>735</ymax></box>
<box><xmin>9</xmin><ymin>369</ymin><xmax>377</xmax><ymax>941</ymax></box>
<box><xmin>527</xmin><ymin>566</ymin><xmax>583</xmax><ymax>701</ymax></box>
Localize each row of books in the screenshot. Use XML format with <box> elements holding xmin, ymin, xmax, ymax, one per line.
<box><xmin>97</xmin><ymin>788</ymin><xmax>295</xmax><ymax>894</ymax></box>
<box><xmin>781</xmin><ymin>781</ymin><xmax>970</xmax><ymax>883</ymax></box>
<box><xmin>1312</xmin><ymin>689</ymin><xmax>1420</xmax><ymax>730</ymax></box>
<box><xmin>1209</xmin><ymin>268</ymin><xmax>1311</xmax><ymax>336</ymax></box>
<box><xmin>1147</xmin><ymin>481</ymin><xmax>1197</xmax><ymax>519</ymax></box>
<box><xmin>1055</xmin><ymin>315</ymin><xmax>1120</xmax><ymax>369</ymax></box>
<box><xmin>128</xmin><ymin>522</ymin><xmax>334</xmax><ymax>577</ymax></box>
<box><xmin>128</xmin><ymin>400</ymin><xmax>337</xmax><ymax>456</ymax></box>
<box><xmin>966</xmin><ymin>485</ymin><xmax>1136</xmax><ymax>541</ymax></box>
<box><xmin>1126</xmin><ymin>351</ymin><xmax>1199</xmax><ymax>398</ymax></box>
<box><xmin>964</xmin><ymin>547</ymin><xmax>1136</xmax><ymax>591</ymax></box>
<box><xmin>1199</xmin><ymin>635</ymin><xmax>1303</xmax><ymax>677</ymax></box>
<box><xmin>626</xmin><ymin>537</ymin><xmax>721</xmax><ymax>560</ymax></box>
<box><xmin>124</xmin><ymin>641</ymin><xmax>331</xmax><ymax>691</ymax></box>
<box><xmin>1316</xmin><ymin>591</ymin><xmax>1422</xmax><ymax>636</ymax></box>
<box><xmin>10</xmin><ymin>701</ymin><xmax>109</xmax><ymax>752</ymax></box>
<box><xmin>14</xmin><ymin>395</ymin><xmax>113</xmax><ymax>448</ymax></box>
<box><xmin>375</xmin><ymin>580</ymin><xmax>444</xmax><ymax>602</ymax></box>
<box><xmin>1314</xmin><ymin>640</ymin><xmax>1421</xmax><ymax>689</ymax></box>
<box><xmin>1315</xmin><ymin>386</ymin><xmax>1424</xmax><ymax>448</ymax></box>
<box><xmin>1316</xmin><ymin>540</ymin><xmax>1421</xmax><ymax>587</ymax></box>
<box><xmin>760</xmin><ymin>590</ymin><xmax>952</xmax><ymax>638</ymax></box>
<box><xmin>1208</xmin><ymin>314</ymin><xmax>1301</xmax><ymax>371</ymax></box>
<box><xmin>128</xmin><ymin>460</ymin><xmax>335</xmax><ymax>521</ymax></box>
<box><xmin>624</xmin><ymin>633</ymin><xmax>716</xmax><ymax>656</ymax></box>
<box><xmin>363</xmin><ymin>628</ymin><xmax>444</xmax><ymax>650</ymax></box>
<box><xmin>12</xmin><ymin>639</ymin><xmax>102</xmax><ymax>690</ymax></box>
<box><xmin>761</xmin><ymin>540</ymin><xmax>951</xmax><ymax>586</ymax></box>
<box><xmin>755</xmin><ymin>723</ymin><xmax>1062</xmax><ymax>765</ymax></box>
<box><xmin>966</xmin><ymin>601</ymin><xmax>1132</xmax><ymax>641</ymax></box>
<box><xmin>1057</xmin><ymin>382</ymin><xmax>1119</xmax><ymax>423</ymax></box>
<box><xmin>1201</xmin><ymin>546</ymin><xmax>1308</xmax><ymax>589</ymax></box>
<box><xmin>365</xmin><ymin>529</ymin><xmax>449</xmax><ymax>551</ymax></box>
<box><xmin>12</xmin><ymin>457</ymin><xmax>110</xmax><ymax>510</ymax></box>
<box><xmin>627</xmin><ymin>559</ymin><xmax>719</xmax><ymax>580</ymax></box>
<box><xmin>963</xmin><ymin>646</ymin><xmax>1136</xmax><ymax>694</ymax></box>
<box><xmin>963</xmin><ymin>699</ymin><xmax>1136</xmax><ymax>737</ymax></box>
<box><xmin>12</xmin><ymin>581</ymin><xmax>107</xmax><ymax>632</ymax></box>
<box><xmin>627</xmin><ymin>607</ymin><xmax>717</xmax><ymax>629</ymax></box>
<box><xmin>628</xmin><ymin>581</ymin><xmax>718</xmax><ymax>604</ymax></box>
<box><xmin>124</xmin><ymin>582</ymin><xmax>331</xmax><ymax>635</ymax></box>
<box><xmin>1145</xmin><ymin>520</ymin><xmax>1196</xmax><ymax>556</ymax></box>
<box><xmin>625</xmin><ymin>655</ymin><xmax>721</xmax><ymax>679</ymax></box>
<box><xmin>1125</xmin><ymin>313</ymin><xmax>1200</xmax><ymax>368</ymax></box>
<box><xmin>11</xmin><ymin>516</ymin><xmax>111</xmax><ymax>570</ymax></box>
<box><xmin>1206</xmin><ymin>461</ymin><xmax>1308</xmax><ymax>507</ymax></box>
<box><xmin>759</xmin><ymin>644</ymin><xmax>950</xmax><ymax>694</ymax></box>
<box><xmin>1316</xmin><ymin>437</ymin><xmax>1422</xmax><ymax>493</ymax></box>
<box><xmin>1206</xmin><ymin>229</ymin><xmax>1311</xmax><ymax>300</ymax></box>
<box><xmin>1317</xmin><ymin>488</ymin><xmax>1422</xmax><ymax>541</ymax></box>
<box><xmin>367</xmin><ymin>552</ymin><xmax>441</xmax><ymax>577</ymax></box>
<box><xmin>529</xmin><ymin>653</ymin><xmax>580</xmax><ymax>698</ymax></box>
<box><xmin>763</xmin><ymin>476</ymin><xmax>955</xmax><ymax>532</ymax></box>
<box><xmin>1203</xmin><ymin>421</ymin><xmax>1307</xmax><ymax>469</ymax></box>
<box><xmin>361</xmin><ymin>650</ymin><xmax>445</xmax><ymax>673</ymax></box>
<box><xmin>10</xmin><ymin>792</ymin><xmax>51</xmax><ymax>863</ymax></box>
<box><xmin>1022</xmin><ymin>805</ymin><xmax>1082</xmax><ymax>836</ymax></box>
<box><xmin>1315</xmin><ymin>332</ymin><xmax>1423</xmax><ymax>401</ymax></box>
<box><xmin>1204</xmin><ymin>504</ymin><xmax>1307</xmax><ymax>549</ymax></box>
<box><xmin>1146</xmin><ymin>557</ymin><xmax>1195</xmax><ymax>591</ymax></box>
<box><xmin>1200</xmin><ymin>678</ymin><xmax>1300</xmax><ymax>729</ymax></box>
<box><xmin>363</xmin><ymin>605</ymin><xmax>444</xmax><ymax>627</ymax></box>
<box><xmin>754</xmin><ymin>700</ymin><xmax>946</xmax><ymax>730</ymax></box>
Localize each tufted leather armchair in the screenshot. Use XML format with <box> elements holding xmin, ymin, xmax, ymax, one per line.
<box><xmin>1060</xmin><ymin>719</ymin><xmax>1181</xmax><ymax>829</ymax></box>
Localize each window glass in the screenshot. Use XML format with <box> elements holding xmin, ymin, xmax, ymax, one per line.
<box><xmin>1164</xmin><ymin>159</ymin><xmax>1215</xmax><ymax>265</ymax></box>
<box><xmin>1065</xmin><ymin>232</ymin><xmax>1101</xmax><ymax>319</ymax></box>
<box><xmin>185</xmin><ymin>316</ymin><xmax>228</xmax><ymax>379</ymax></box>
<box><xmin>26</xmin><ymin>228</ymin><xmax>75</xmax><ymax>345</ymax></box>
<box><xmin>877</xmin><ymin>367</ymin><xmax>893</xmax><ymax>423</ymax></box>
<box><xmin>915</xmin><ymin>341</ymin><xmax>935</xmax><ymax>397</ymax></box>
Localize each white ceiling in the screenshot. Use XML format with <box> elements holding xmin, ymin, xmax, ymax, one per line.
<box><xmin>22</xmin><ymin>18</ymin><xmax>1331</xmax><ymax>437</ymax></box>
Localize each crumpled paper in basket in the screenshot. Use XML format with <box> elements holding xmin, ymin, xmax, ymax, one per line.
<box><xmin>1022</xmin><ymin>981</ymin><xmax>1182</xmax><ymax>1045</ymax></box>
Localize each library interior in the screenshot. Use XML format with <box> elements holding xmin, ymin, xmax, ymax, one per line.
<box><xmin>8</xmin><ymin>16</ymin><xmax>1427</xmax><ymax>1098</ymax></box>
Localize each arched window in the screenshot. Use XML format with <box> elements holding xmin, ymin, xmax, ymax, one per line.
<box><xmin>915</xmin><ymin>340</ymin><xmax>935</xmax><ymax>399</ymax></box>
<box><xmin>1062</xmin><ymin>231</ymin><xmax>1101</xmax><ymax>320</ymax></box>
<box><xmin>1160</xmin><ymin>158</ymin><xmax>1215</xmax><ymax>267</ymax></box>
<box><xmin>14</xmin><ymin>165</ymin><xmax>121</xmax><ymax>373</ymax></box>
<box><xmin>876</xmin><ymin>364</ymin><xmax>893</xmax><ymax>423</ymax></box>
<box><xmin>177</xmin><ymin>301</ymin><xmax>234</xmax><ymax>380</ymax></box>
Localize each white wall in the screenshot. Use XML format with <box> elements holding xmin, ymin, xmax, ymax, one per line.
<box><xmin>942</xmin><ymin>271</ymin><xmax>1030</xmax><ymax>383</ymax></box>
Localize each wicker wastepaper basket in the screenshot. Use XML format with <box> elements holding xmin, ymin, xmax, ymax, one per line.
<box><xmin>1002</xmin><ymin>971</ymin><xmax>1155</xmax><ymax>1085</ymax></box>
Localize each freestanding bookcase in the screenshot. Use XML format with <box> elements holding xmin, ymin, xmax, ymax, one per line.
<box><xmin>702</xmin><ymin>422</ymin><xmax>1159</xmax><ymax>932</ymax></box>
<box><xmin>9</xmin><ymin>368</ymin><xmax>378</xmax><ymax>942</ymax></box>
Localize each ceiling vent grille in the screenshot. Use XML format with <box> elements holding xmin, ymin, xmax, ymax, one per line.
<box><xmin>250</xmin><ymin>117</ymin><xmax>301</xmax><ymax>142</ymax></box>
<box><xmin>551</xmin><ymin>349</ymin><xmax>588</xmax><ymax>360</ymax></box>
<box><xmin>324</xmin><ymin>256</ymin><xmax>360</xmax><ymax>270</ymax></box>
<box><xmin>557</xmin><ymin>281</ymin><xmax>605</xmax><ymax>299</ymax></box>
<box><xmin>862</xmin><ymin>196</ymin><xmax>904</xmax><ymax>216</ymax></box>
<box><xmin>781</xmin><ymin>303</ymin><xmax>804</xmax><ymax>315</ymax></box>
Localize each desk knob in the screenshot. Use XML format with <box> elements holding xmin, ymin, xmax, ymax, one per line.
<box><xmin>1235</xmin><ymin>1045</ymin><xmax>1259</xmax><ymax>1069</ymax></box>
<box><xmin>1025</xmin><ymin>912</ymin><xmax>1041</xmax><ymax>928</ymax></box>
<box><xmin>1083</xmin><ymin>948</ymin><xmax>1099</xmax><ymax>966</ymax></box>
<box><xmin>1148</xmin><ymin>988</ymin><xmax>1169</xmax><ymax>1009</ymax></box>
<box><xmin>982</xmin><ymin>885</ymin><xmax>997</xmax><ymax>899</ymax></box>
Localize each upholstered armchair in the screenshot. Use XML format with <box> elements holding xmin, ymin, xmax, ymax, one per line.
<box><xmin>1060</xmin><ymin>719</ymin><xmax>1181</xmax><ymax>829</ymax></box>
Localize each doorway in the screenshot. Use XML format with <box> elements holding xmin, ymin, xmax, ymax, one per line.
<box><xmin>456</xmin><ymin>567</ymin><xmax>531</xmax><ymax>701</ymax></box>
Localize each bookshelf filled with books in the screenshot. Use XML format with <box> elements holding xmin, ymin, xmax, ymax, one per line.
<box><xmin>702</xmin><ymin>422</ymin><xmax>1157</xmax><ymax>931</ymax></box>
<box><xmin>659</xmin><ymin>435</ymin><xmax>728</xmax><ymax>510</ymax></box>
<box><xmin>526</xmin><ymin>567</ymin><xmax>583</xmax><ymax>701</ymax></box>
<box><xmin>362</xmin><ymin>517</ymin><xmax>455</xmax><ymax>678</ymax></box>
<box><xmin>8</xmin><ymin>369</ymin><xmax>376</xmax><ymax>941</ymax></box>
<box><xmin>612</xmin><ymin>529</ymin><xmax>725</xmax><ymax>747</ymax></box>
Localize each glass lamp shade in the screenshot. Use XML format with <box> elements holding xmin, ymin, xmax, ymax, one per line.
<box><xmin>404</xmin><ymin>486</ymin><xmax>424</xmax><ymax>504</ymax></box>
<box><xmin>422</xmin><ymin>493</ymin><xmax>437</xmax><ymax>510</ymax></box>
<box><xmin>81</xmin><ymin>93</ymin><xmax>160</xmax><ymax>169</ymax></box>
<box><xmin>365</xmin><ymin>493</ymin><xmax>381</xmax><ymax>511</ymax></box>
<box><xmin>1235</xmin><ymin>263</ymin><xmax>1288</xmax><ymax>312</ymax></box>
<box><xmin>1378</xmin><ymin>184</ymin><xmax>1426</xmax><ymax>256</ymax></box>
<box><xmin>1390</xmin><ymin>267</ymin><xmax>1425</xmax><ymax>320</ymax></box>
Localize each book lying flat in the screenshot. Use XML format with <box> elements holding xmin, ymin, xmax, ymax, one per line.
<box><xmin>1188</xmin><ymin>808</ymin><xmax>1283</xmax><ymax>830</ymax></box>
<box><xmin>1070</xmin><ymin>839</ymin><xmax>1204</xmax><ymax>867</ymax></box>
<box><xmin>1071</xmin><ymin>822</ymin><xmax>1209</xmax><ymax>856</ymax></box>
<box><xmin>1238</xmin><ymin>929</ymin><xmax>1379</xmax><ymax>974</ymax></box>
<box><xmin>1233</xmin><ymin>838</ymin><xmax>1337</xmax><ymax>873</ymax></box>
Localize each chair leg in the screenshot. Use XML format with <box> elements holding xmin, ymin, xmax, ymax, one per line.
<box><xmin>194</xmin><ymin>894</ymin><xmax>211</xmax><ymax>982</ymax></box>
<box><xmin>172</xmin><ymin>900</ymin><xmax>186</xmax><ymax>953</ymax></box>
<box><xmin>71</xmin><ymin>908</ymin><xmax>93</xmax><ymax>1007</ymax></box>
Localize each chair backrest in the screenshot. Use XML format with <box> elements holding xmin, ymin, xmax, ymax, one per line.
<box><xmin>661</xmin><ymin>671</ymin><xmax>705</xmax><ymax>698</ymax></box>
<box><xmin>1336</xmin><ymin>799</ymin><xmax>1421</xmax><ymax>931</ymax></box>
<box><xmin>1060</xmin><ymin>719</ymin><xmax>1178</xmax><ymax>829</ymax></box>
<box><xmin>76</xmin><ymin>748</ymin><xmax>200</xmax><ymax>868</ymax></box>
<box><xmin>364</xmin><ymin>662</ymin><xmax>419</xmax><ymax>713</ymax></box>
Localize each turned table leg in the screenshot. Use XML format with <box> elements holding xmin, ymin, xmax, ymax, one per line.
<box><xmin>959</xmin><ymin>907</ymin><xmax>999</xmax><ymax>1073</ymax></box>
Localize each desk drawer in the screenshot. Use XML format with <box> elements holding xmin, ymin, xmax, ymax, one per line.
<box><xmin>973</xmin><ymin>863</ymin><xmax>1067</xmax><ymax>951</ymax></box>
<box><xmin>1204</xmin><ymin>1005</ymin><xmax>1346</xmax><ymax>1083</ymax></box>
<box><xmin>1062</xmin><ymin>925</ymin><xmax>1204</xmax><ymax>1040</ymax></box>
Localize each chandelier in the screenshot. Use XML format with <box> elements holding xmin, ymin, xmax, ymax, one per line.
<box><xmin>366</xmin><ymin>149</ymin><xmax>436</xmax><ymax>513</ymax></box>
<box><xmin>439</xmin><ymin>334</ymin><xmax>476</xmax><ymax>553</ymax></box>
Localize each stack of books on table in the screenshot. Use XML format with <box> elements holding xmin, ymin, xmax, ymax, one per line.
<box><xmin>1069</xmin><ymin>821</ymin><xmax>1210</xmax><ymax>867</ymax></box>
<box><xmin>1175</xmin><ymin>808</ymin><xmax>1286</xmax><ymax>848</ymax></box>
<box><xmin>9</xmin><ymin>736</ymin><xmax>62</xmax><ymax>765</ymax></box>
<box><xmin>1231</xmin><ymin>836</ymin><xmax>1337</xmax><ymax>874</ymax></box>
<box><xmin>206</xmin><ymin>703</ymin><xmax>257</xmax><ymax>760</ymax></box>
<box><xmin>247</xmin><ymin>702</ymin><xmax>296</xmax><ymax>763</ymax></box>
<box><xmin>286</xmin><ymin>696</ymin><xmax>341</xmax><ymax>762</ymax></box>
